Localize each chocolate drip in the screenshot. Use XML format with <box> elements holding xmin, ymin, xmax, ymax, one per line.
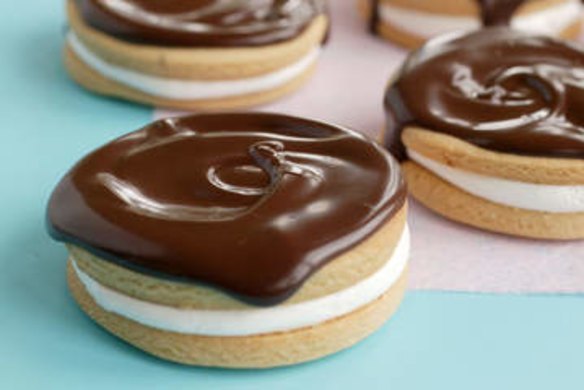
<box><xmin>369</xmin><ymin>0</ymin><xmax>380</xmax><ymax>34</ymax></box>
<box><xmin>47</xmin><ymin>113</ymin><xmax>406</xmax><ymax>306</ymax></box>
<box><xmin>384</xmin><ymin>28</ymin><xmax>584</xmax><ymax>160</ymax></box>
<box><xmin>75</xmin><ymin>0</ymin><xmax>327</xmax><ymax>47</ymax></box>
<box><xmin>477</xmin><ymin>0</ymin><xmax>527</xmax><ymax>26</ymax></box>
<box><xmin>477</xmin><ymin>0</ymin><xmax>526</xmax><ymax>27</ymax></box>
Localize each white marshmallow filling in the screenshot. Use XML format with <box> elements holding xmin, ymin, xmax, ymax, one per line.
<box><xmin>71</xmin><ymin>226</ymin><xmax>410</xmax><ymax>337</ymax></box>
<box><xmin>408</xmin><ymin>149</ymin><xmax>584</xmax><ymax>213</ymax></box>
<box><xmin>377</xmin><ymin>0</ymin><xmax>582</xmax><ymax>39</ymax></box>
<box><xmin>66</xmin><ymin>31</ymin><xmax>321</xmax><ymax>101</ymax></box>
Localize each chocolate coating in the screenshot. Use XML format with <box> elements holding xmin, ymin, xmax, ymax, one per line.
<box><xmin>384</xmin><ymin>28</ymin><xmax>584</xmax><ymax>159</ymax></box>
<box><xmin>369</xmin><ymin>0</ymin><xmax>526</xmax><ymax>34</ymax></box>
<box><xmin>75</xmin><ymin>0</ymin><xmax>327</xmax><ymax>47</ymax></box>
<box><xmin>476</xmin><ymin>0</ymin><xmax>526</xmax><ymax>26</ymax></box>
<box><xmin>48</xmin><ymin>113</ymin><xmax>406</xmax><ymax>306</ymax></box>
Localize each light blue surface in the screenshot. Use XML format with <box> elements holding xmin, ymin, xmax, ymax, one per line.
<box><xmin>1</xmin><ymin>2</ymin><xmax>582</xmax><ymax>389</ymax></box>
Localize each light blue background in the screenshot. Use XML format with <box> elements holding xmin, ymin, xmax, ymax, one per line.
<box><xmin>1</xmin><ymin>2</ymin><xmax>582</xmax><ymax>389</ymax></box>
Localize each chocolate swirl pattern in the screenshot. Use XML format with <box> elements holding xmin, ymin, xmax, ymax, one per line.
<box><xmin>76</xmin><ymin>0</ymin><xmax>327</xmax><ymax>46</ymax></box>
<box><xmin>48</xmin><ymin>114</ymin><xmax>405</xmax><ymax>305</ymax></box>
<box><xmin>385</xmin><ymin>28</ymin><xmax>584</xmax><ymax>159</ymax></box>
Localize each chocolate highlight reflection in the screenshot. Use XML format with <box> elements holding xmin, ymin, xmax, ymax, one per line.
<box><xmin>77</xmin><ymin>0</ymin><xmax>326</xmax><ymax>46</ymax></box>
<box><xmin>48</xmin><ymin>113</ymin><xmax>406</xmax><ymax>305</ymax></box>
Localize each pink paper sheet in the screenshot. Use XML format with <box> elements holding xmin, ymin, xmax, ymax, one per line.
<box><xmin>156</xmin><ymin>1</ymin><xmax>584</xmax><ymax>294</ymax></box>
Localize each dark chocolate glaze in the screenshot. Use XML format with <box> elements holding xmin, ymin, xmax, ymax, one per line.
<box><xmin>476</xmin><ymin>0</ymin><xmax>526</xmax><ymax>26</ymax></box>
<box><xmin>75</xmin><ymin>0</ymin><xmax>327</xmax><ymax>47</ymax></box>
<box><xmin>47</xmin><ymin>113</ymin><xmax>406</xmax><ymax>306</ymax></box>
<box><xmin>369</xmin><ymin>0</ymin><xmax>526</xmax><ymax>34</ymax></box>
<box><xmin>384</xmin><ymin>28</ymin><xmax>584</xmax><ymax>160</ymax></box>
<box><xmin>369</xmin><ymin>0</ymin><xmax>380</xmax><ymax>34</ymax></box>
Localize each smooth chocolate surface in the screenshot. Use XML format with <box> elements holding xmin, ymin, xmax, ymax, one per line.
<box><xmin>48</xmin><ymin>113</ymin><xmax>406</xmax><ymax>306</ymax></box>
<box><xmin>75</xmin><ymin>0</ymin><xmax>327</xmax><ymax>47</ymax></box>
<box><xmin>369</xmin><ymin>0</ymin><xmax>526</xmax><ymax>34</ymax></box>
<box><xmin>384</xmin><ymin>28</ymin><xmax>584</xmax><ymax>159</ymax></box>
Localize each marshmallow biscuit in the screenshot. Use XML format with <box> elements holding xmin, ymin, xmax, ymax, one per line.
<box><xmin>48</xmin><ymin>113</ymin><xmax>409</xmax><ymax>367</ymax></box>
<box><xmin>384</xmin><ymin>29</ymin><xmax>584</xmax><ymax>240</ymax></box>
<box><xmin>65</xmin><ymin>0</ymin><xmax>329</xmax><ymax>109</ymax></box>
<box><xmin>360</xmin><ymin>0</ymin><xmax>583</xmax><ymax>49</ymax></box>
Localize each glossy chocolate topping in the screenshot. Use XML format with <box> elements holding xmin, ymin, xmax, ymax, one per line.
<box><xmin>48</xmin><ymin>113</ymin><xmax>406</xmax><ymax>306</ymax></box>
<box><xmin>369</xmin><ymin>0</ymin><xmax>526</xmax><ymax>34</ymax></box>
<box><xmin>384</xmin><ymin>28</ymin><xmax>584</xmax><ymax>159</ymax></box>
<box><xmin>75</xmin><ymin>0</ymin><xmax>327</xmax><ymax>47</ymax></box>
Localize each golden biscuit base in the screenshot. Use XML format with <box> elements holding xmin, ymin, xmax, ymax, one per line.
<box><xmin>68</xmin><ymin>259</ymin><xmax>408</xmax><ymax>368</ymax></box>
<box><xmin>358</xmin><ymin>0</ymin><xmax>582</xmax><ymax>49</ymax></box>
<box><xmin>70</xmin><ymin>206</ymin><xmax>407</xmax><ymax>310</ymax></box>
<box><xmin>402</xmin><ymin>127</ymin><xmax>584</xmax><ymax>185</ymax></box>
<box><xmin>378</xmin><ymin>18</ymin><xmax>582</xmax><ymax>50</ymax></box>
<box><xmin>64</xmin><ymin>45</ymin><xmax>319</xmax><ymax>111</ymax></box>
<box><xmin>404</xmin><ymin>161</ymin><xmax>584</xmax><ymax>240</ymax></box>
<box><xmin>379</xmin><ymin>0</ymin><xmax>570</xmax><ymax>17</ymax></box>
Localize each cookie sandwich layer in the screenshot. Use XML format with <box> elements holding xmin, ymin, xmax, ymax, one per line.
<box><xmin>384</xmin><ymin>29</ymin><xmax>584</xmax><ymax>239</ymax></box>
<box><xmin>65</xmin><ymin>0</ymin><xmax>329</xmax><ymax>109</ymax></box>
<box><xmin>48</xmin><ymin>113</ymin><xmax>409</xmax><ymax>367</ymax></box>
<box><xmin>360</xmin><ymin>0</ymin><xmax>582</xmax><ymax>48</ymax></box>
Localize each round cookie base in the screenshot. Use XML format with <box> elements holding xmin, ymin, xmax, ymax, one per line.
<box><xmin>378</xmin><ymin>19</ymin><xmax>582</xmax><ymax>49</ymax></box>
<box><xmin>357</xmin><ymin>0</ymin><xmax>583</xmax><ymax>49</ymax></box>
<box><xmin>67</xmin><ymin>259</ymin><xmax>408</xmax><ymax>368</ymax></box>
<box><xmin>64</xmin><ymin>45</ymin><xmax>318</xmax><ymax>111</ymax></box>
<box><xmin>404</xmin><ymin>161</ymin><xmax>584</xmax><ymax>240</ymax></box>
